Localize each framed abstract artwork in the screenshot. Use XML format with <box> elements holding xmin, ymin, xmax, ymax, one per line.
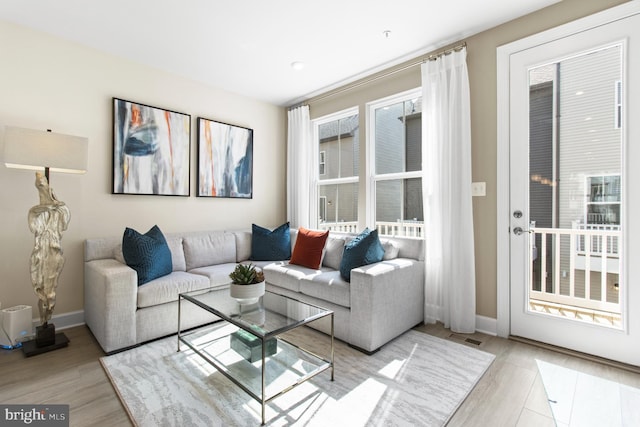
<box><xmin>113</xmin><ymin>98</ymin><xmax>191</xmax><ymax>196</ymax></box>
<box><xmin>197</xmin><ymin>117</ymin><xmax>253</xmax><ymax>198</ymax></box>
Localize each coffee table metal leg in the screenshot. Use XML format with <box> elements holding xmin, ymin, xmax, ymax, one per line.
<box><xmin>331</xmin><ymin>313</ymin><xmax>335</xmax><ymax>381</ymax></box>
<box><xmin>261</xmin><ymin>336</ymin><xmax>266</xmax><ymax>425</ymax></box>
<box><xmin>177</xmin><ymin>295</ymin><xmax>182</xmax><ymax>352</ymax></box>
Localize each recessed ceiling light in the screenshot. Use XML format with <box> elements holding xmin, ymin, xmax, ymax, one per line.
<box><xmin>291</xmin><ymin>61</ymin><xmax>305</xmax><ymax>71</ymax></box>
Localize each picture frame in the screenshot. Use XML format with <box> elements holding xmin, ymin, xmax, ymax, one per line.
<box><xmin>197</xmin><ymin>117</ymin><xmax>253</xmax><ymax>198</ymax></box>
<box><xmin>112</xmin><ymin>98</ymin><xmax>191</xmax><ymax>196</ymax></box>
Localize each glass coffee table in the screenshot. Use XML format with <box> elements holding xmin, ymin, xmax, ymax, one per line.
<box><xmin>178</xmin><ymin>289</ymin><xmax>334</xmax><ymax>425</ymax></box>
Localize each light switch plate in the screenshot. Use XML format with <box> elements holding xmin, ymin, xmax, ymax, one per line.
<box><xmin>471</xmin><ymin>182</ymin><xmax>486</xmax><ymax>197</ymax></box>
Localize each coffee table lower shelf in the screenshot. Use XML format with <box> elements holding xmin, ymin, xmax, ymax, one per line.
<box><xmin>178</xmin><ymin>322</ymin><xmax>333</xmax><ymax>425</ymax></box>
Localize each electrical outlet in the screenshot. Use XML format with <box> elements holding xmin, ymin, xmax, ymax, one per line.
<box><xmin>471</xmin><ymin>182</ymin><xmax>486</xmax><ymax>197</ymax></box>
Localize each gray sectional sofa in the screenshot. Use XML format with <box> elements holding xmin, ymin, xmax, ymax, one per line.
<box><xmin>83</xmin><ymin>228</ymin><xmax>425</xmax><ymax>354</ymax></box>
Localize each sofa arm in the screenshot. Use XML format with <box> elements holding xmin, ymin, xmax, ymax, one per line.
<box><xmin>84</xmin><ymin>259</ymin><xmax>137</xmax><ymax>353</ymax></box>
<box><xmin>349</xmin><ymin>258</ymin><xmax>425</xmax><ymax>353</ymax></box>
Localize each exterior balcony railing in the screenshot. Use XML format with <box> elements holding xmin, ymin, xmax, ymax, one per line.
<box><xmin>319</xmin><ymin>220</ymin><xmax>425</xmax><ymax>238</ymax></box>
<box><xmin>529</xmin><ymin>225</ymin><xmax>621</xmax><ymax>318</ymax></box>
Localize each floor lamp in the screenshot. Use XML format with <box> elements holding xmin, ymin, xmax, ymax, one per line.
<box><xmin>3</xmin><ymin>126</ymin><xmax>88</xmax><ymax>356</ymax></box>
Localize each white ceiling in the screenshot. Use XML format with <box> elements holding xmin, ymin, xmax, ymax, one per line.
<box><xmin>0</xmin><ymin>0</ymin><xmax>560</xmax><ymax>106</ymax></box>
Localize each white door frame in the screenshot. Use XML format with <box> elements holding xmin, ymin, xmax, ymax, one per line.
<box><xmin>496</xmin><ymin>1</ymin><xmax>640</xmax><ymax>338</ymax></box>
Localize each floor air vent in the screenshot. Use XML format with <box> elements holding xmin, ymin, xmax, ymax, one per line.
<box><xmin>448</xmin><ymin>333</ymin><xmax>482</xmax><ymax>346</ymax></box>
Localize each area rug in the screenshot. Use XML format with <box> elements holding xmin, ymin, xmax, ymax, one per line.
<box><xmin>101</xmin><ymin>326</ymin><xmax>494</xmax><ymax>426</ymax></box>
<box><xmin>537</xmin><ymin>359</ymin><xmax>640</xmax><ymax>426</ymax></box>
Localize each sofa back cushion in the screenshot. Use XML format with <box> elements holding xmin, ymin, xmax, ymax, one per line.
<box><xmin>380</xmin><ymin>239</ymin><xmax>400</xmax><ymax>260</ymax></box>
<box><xmin>183</xmin><ymin>231</ymin><xmax>236</xmax><ymax>270</ymax></box>
<box><xmin>322</xmin><ymin>237</ymin><xmax>345</xmax><ymax>270</ymax></box>
<box><xmin>233</xmin><ymin>230</ymin><xmax>252</xmax><ymax>262</ymax></box>
<box><xmin>166</xmin><ymin>237</ymin><xmax>187</xmax><ymax>271</ymax></box>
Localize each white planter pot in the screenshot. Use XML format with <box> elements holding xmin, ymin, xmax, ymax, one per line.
<box><xmin>229</xmin><ymin>281</ymin><xmax>265</xmax><ymax>304</ymax></box>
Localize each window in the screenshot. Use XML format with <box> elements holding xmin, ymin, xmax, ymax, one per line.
<box><xmin>319</xmin><ymin>151</ymin><xmax>326</xmax><ymax>175</ymax></box>
<box><xmin>318</xmin><ymin>196</ymin><xmax>327</xmax><ymax>222</ymax></box>
<box><xmin>311</xmin><ymin>91</ymin><xmax>425</xmax><ymax>237</ymax></box>
<box><xmin>586</xmin><ymin>174</ymin><xmax>620</xmax><ymax>225</ymax></box>
<box><xmin>313</xmin><ymin>108</ymin><xmax>359</xmax><ymax>232</ymax></box>
<box><xmin>368</xmin><ymin>89</ymin><xmax>424</xmax><ymax>237</ymax></box>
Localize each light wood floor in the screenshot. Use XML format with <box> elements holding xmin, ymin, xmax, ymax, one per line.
<box><xmin>1</xmin><ymin>324</ymin><xmax>639</xmax><ymax>426</ymax></box>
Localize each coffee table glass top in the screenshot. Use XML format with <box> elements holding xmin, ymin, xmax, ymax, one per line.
<box><xmin>180</xmin><ymin>289</ymin><xmax>331</xmax><ymax>339</ymax></box>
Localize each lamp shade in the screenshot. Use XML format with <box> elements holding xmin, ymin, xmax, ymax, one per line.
<box><xmin>3</xmin><ymin>126</ymin><xmax>88</xmax><ymax>174</ymax></box>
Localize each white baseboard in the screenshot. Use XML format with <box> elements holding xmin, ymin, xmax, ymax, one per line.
<box><xmin>31</xmin><ymin>310</ymin><xmax>495</xmax><ymax>338</ymax></box>
<box><xmin>31</xmin><ymin>310</ymin><xmax>85</xmax><ymax>331</ymax></box>
<box><xmin>476</xmin><ymin>315</ymin><xmax>497</xmax><ymax>336</ymax></box>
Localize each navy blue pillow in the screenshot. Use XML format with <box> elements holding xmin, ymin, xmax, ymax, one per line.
<box><xmin>339</xmin><ymin>228</ymin><xmax>385</xmax><ymax>282</ymax></box>
<box><xmin>122</xmin><ymin>225</ymin><xmax>172</xmax><ymax>286</ymax></box>
<box><xmin>250</xmin><ymin>222</ymin><xmax>291</xmax><ymax>261</ymax></box>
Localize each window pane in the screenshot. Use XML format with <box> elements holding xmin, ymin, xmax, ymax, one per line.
<box><xmin>318</xmin><ymin>183</ymin><xmax>358</xmax><ymax>232</ymax></box>
<box><xmin>528</xmin><ymin>44</ymin><xmax>622</xmax><ymax>304</ymax></box>
<box><xmin>318</xmin><ymin>114</ymin><xmax>359</xmax><ymax>180</ymax></box>
<box><xmin>375</xmin><ymin>178</ymin><xmax>423</xmax><ymax>237</ymax></box>
<box><xmin>374</xmin><ymin>97</ymin><xmax>422</xmax><ymax>174</ymax></box>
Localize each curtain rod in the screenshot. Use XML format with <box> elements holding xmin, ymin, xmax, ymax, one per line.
<box><xmin>291</xmin><ymin>42</ymin><xmax>466</xmax><ymax>109</ymax></box>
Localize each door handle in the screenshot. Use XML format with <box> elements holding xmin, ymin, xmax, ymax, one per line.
<box><xmin>513</xmin><ymin>227</ymin><xmax>532</xmax><ymax>235</ymax></box>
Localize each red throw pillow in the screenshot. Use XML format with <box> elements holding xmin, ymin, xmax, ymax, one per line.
<box><xmin>289</xmin><ymin>227</ymin><xmax>329</xmax><ymax>269</ymax></box>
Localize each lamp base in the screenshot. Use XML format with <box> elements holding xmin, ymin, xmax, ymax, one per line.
<box><xmin>22</xmin><ymin>325</ymin><xmax>69</xmax><ymax>357</ymax></box>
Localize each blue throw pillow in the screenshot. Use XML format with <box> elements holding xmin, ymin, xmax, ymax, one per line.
<box><xmin>364</xmin><ymin>230</ymin><xmax>385</xmax><ymax>264</ymax></box>
<box><xmin>250</xmin><ymin>222</ymin><xmax>291</xmax><ymax>261</ymax></box>
<box><xmin>122</xmin><ymin>225</ymin><xmax>172</xmax><ymax>286</ymax></box>
<box><xmin>339</xmin><ymin>228</ymin><xmax>385</xmax><ymax>282</ymax></box>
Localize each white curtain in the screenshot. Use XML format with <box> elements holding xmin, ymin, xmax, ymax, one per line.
<box><xmin>421</xmin><ymin>48</ymin><xmax>476</xmax><ymax>333</ymax></box>
<box><xmin>287</xmin><ymin>105</ymin><xmax>314</xmax><ymax>229</ymax></box>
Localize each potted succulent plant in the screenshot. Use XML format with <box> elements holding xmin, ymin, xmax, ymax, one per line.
<box><xmin>229</xmin><ymin>263</ymin><xmax>265</xmax><ymax>304</ymax></box>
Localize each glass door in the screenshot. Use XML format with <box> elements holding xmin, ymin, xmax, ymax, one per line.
<box><xmin>509</xmin><ymin>12</ymin><xmax>640</xmax><ymax>365</ymax></box>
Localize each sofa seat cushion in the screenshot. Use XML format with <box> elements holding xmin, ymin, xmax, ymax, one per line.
<box><xmin>189</xmin><ymin>263</ymin><xmax>239</xmax><ymax>288</ymax></box>
<box><xmin>263</xmin><ymin>262</ymin><xmax>318</xmax><ymax>293</ymax></box>
<box><xmin>137</xmin><ymin>271</ymin><xmax>210</xmax><ymax>308</ymax></box>
<box><xmin>299</xmin><ymin>270</ymin><xmax>351</xmax><ymax>308</ymax></box>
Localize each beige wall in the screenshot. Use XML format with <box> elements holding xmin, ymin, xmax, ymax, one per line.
<box><xmin>0</xmin><ymin>21</ymin><xmax>286</xmax><ymax>318</ymax></box>
<box><xmin>306</xmin><ymin>0</ymin><xmax>629</xmax><ymax>320</ymax></box>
